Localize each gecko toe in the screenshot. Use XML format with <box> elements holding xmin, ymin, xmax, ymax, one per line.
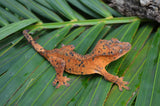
<box><xmin>56</xmin><ymin>83</ymin><xmax>61</xmax><ymax>88</ymax></box>
<box><xmin>124</xmin><ymin>86</ymin><xmax>130</xmax><ymax>90</ymax></box>
<box><xmin>53</xmin><ymin>76</ymin><xmax>70</xmax><ymax>88</ymax></box>
<box><xmin>116</xmin><ymin>77</ymin><xmax>129</xmax><ymax>91</ymax></box>
<box><xmin>119</xmin><ymin>86</ymin><xmax>123</xmax><ymax>92</ymax></box>
<box><xmin>65</xmin><ymin>83</ymin><xmax>70</xmax><ymax>87</ymax></box>
<box><xmin>53</xmin><ymin>79</ymin><xmax>58</xmax><ymax>86</ymax></box>
<box><xmin>66</xmin><ymin>77</ymin><xmax>71</xmax><ymax>81</ymax></box>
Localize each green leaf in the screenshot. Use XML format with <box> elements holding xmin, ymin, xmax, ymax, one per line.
<box><xmin>75</xmin><ymin>23</ymin><xmax>105</xmax><ymax>54</ymax></box>
<box><xmin>80</xmin><ymin>0</ymin><xmax>112</xmax><ymax>17</ymax></box>
<box><xmin>19</xmin><ymin>0</ymin><xmax>63</xmax><ymax>22</ymax></box>
<box><xmin>118</xmin><ymin>24</ymin><xmax>153</xmax><ymax>76</ymax></box>
<box><xmin>46</xmin><ymin>0</ymin><xmax>77</xmax><ymax>20</ymax></box>
<box><xmin>0</xmin><ymin>0</ymin><xmax>159</xmax><ymax>105</ymax></box>
<box><xmin>135</xmin><ymin>27</ymin><xmax>160</xmax><ymax>106</ymax></box>
<box><xmin>67</xmin><ymin>0</ymin><xmax>102</xmax><ymax>18</ymax></box>
<box><xmin>31</xmin><ymin>17</ymin><xmax>139</xmax><ymax>30</ymax></box>
<box><xmin>0</xmin><ymin>0</ymin><xmax>38</xmax><ymax>19</ymax></box>
<box><xmin>0</xmin><ymin>19</ymin><xmax>38</xmax><ymax>40</ymax></box>
<box><xmin>35</xmin><ymin>0</ymin><xmax>56</xmax><ymax>11</ymax></box>
<box><xmin>0</xmin><ymin>26</ymin><xmax>72</xmax><ymax>105</ymax></box>
<box><xmin>0</xmin><ymin>7</ymin><xmax>19</xmax><ymax>23</ymax></box>
<box><xmin>0</xmin><ymin>15</ymin><xmax>9</xmax><ymax>26</ymax></box>
<box><xmin>100</xmin><ymin>1</ymin><xmax>122</xmax><ymax>17</ymax></box>
<box><xmin>58</xmin><ymin>27</ymin><xmax>86</xmax><ymax>46</ymax></box>
<box><xmin>0</xmin><ymin>36</ymin><xmax>23</xmax><ymax>57</ymax></box>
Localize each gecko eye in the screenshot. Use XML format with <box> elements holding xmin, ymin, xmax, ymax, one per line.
<box><xmin>119</xmin><ymin>49</ymin><xmax>123</xmax><ymax>53</ymax></box>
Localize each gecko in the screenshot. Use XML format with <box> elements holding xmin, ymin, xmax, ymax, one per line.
<box><xmin>23</xmin><ymin>30</ymin><xmax>131</xmax><ymax>91</ymax></box>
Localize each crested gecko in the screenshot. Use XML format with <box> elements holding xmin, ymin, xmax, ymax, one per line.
<box><xmin>23</xmin><ymin>30</ymin><xmax>131</xmax><ymax>91</ymax></box>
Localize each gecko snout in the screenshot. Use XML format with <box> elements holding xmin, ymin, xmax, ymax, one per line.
<box><xmin>123</xmin><ymin>42</ymin><xmax>131</xmax><ymax>51</ymax></box>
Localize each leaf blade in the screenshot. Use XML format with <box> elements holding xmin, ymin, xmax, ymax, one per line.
<box><xmin>0</xmin><ymin>19</ymin><xmax>38</xmax><ymax>40</ymax></box>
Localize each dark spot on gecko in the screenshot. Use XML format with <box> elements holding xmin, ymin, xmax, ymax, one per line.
<box><xmin>69</xmin><ymin>68</ymin><xmax>71</xmax><ymax>71</ymax></box>
<box><xmin>98</xmin><ymin>51</ymin><xmax>100</xmax><ymax>53</ymax></box>
<box><xmin>30</xmin><ymin>40</ymin><xmax>33</xmax><ymax>43</ymax></box>
<box><xmin>78</xmin><ymin>59</ymin><xmax>82</xmax><ymax>61</ymax></box>
<box><xmin>110</xmin><ymin>39</ymin><xmax>113</xmax><ymax>43</ymax></box>
<box><xmin>100</xmin><ymin>41</ymin><xmax>103</xmax><ymax>43</ymax></box>
<box><xmin>71</xmin><ymin>45</ymin><xmax>75</xmax><ymax>48</ymax></box>
<box><xmin>103</xmin><ymin>45</ymin><xmax>106</xmax><ymax>49</ymax></box>
<box><xmin>102</xmin><ymin>53</ymin><xmax>106</xmax><ymax>55</ymax></box>
<box><xmin>78</xmin><ymin>61</ymin><xmax>84</xmax><ymax>67</ymax></box>
<box><xmin>92</xmin><ymin>57</ymin><xmax>94</xmax><ymax>61</ymax></box>
<box><xmin>63</xmin><ymin>82</ymin><xmax>65</xmax><ymax>84</ymax></box>
<box><xmin>111</xmin><ymin>51</ymin><xmax>113</xmax><ymax>55</ymax></box>
<box><xmin>81</xmin><ymin>72</ymin><xmax>83</xmax><ymax>75</ymax></box>
<box><xmin>82</xmin><ymin>64</ymin><xmax>85</xmax><ymax>67</ymax></box>
<box><xmin>113</xmin><ymin>57</ymin><xmax>116</xmax><ymax>59</ymax></box>
<box><xmin>56</xmin><ymin>62</ymin><xmax>58</xmax><ymax>65</ymax></box>
<box><xmin>70</xmin><ymin>51</ymin><xmax>74</xmax><ymax>56</ymax></box>
<box><xmin>26</xmin><ymin>35</ymin><xmax>29</xmax><ymax>38</ymax></box>
<box><xmin>119</xmin><ymin>45</ymin><xmax>123</xmax><ymax>48</ymax></box>
<box><xmin>108</xmin><ymin>52</ymin><xmax>110</xmax><ymax>55</ymax></box>
<box><xmin>65</xmin><ymin>53</ymin><xmax>68</xmax><ymax>56</ymax></box>
<box><xmin>91</xmin><ymin>51</ymin><xmax>94</xmax><ymax>54</ymax></box>
<box><xmin>125</xmin><ymin>47</ymin><xmax>130</xmax><ymax>50</ymax></box>
<box><xmin>61</xmin><ymin>62</ymin><xmax>65</xmax><ymax>66</ymax></box>
<box><xmin>68</xmin><ymin>59</ymin><xmax>70</xmax><ymax>62</ymax></box>
<box><xmin>41</xmin><ymin>52</ymin><xmax>45</xmax><ymax>54</ymax></box>
<box><xmin>105</xmin><ymin>44</ymin><xmax>108</xmax><ymax>46</ymax></box>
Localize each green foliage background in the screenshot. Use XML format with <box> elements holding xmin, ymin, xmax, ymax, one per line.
<box><xmin>0</xmin><ymin>0</ymin><xmax>160</xmax><ymax>105</ymax></box>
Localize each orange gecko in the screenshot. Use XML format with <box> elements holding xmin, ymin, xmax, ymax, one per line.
<box><xmin>23</xmin><ymin>30</ymin><xmax>131</xmax><ymax>91</ymax></box>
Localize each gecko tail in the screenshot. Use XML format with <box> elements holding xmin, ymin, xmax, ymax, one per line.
<box><xmin>23</xmin><ymin>30</ymin><xmax>45</xmax><ymax>53</ymax></box>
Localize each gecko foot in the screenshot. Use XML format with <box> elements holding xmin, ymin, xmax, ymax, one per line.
<box><xmin>116</xmin><ymin>77</ymin><xmax>129</xmax><ymax>91</ymax></box>
<box><xmin>53</xmin><ymin>76</ymin><xmax>71</xmax><ymax>88</ymax></box>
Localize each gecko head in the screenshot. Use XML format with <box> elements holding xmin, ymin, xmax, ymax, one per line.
<box><xmin>107</xmin><ymin>38</ymin><xmax>131</xmax><ymax>60</ymax></box>
<box><xmin>97</xmin><ymin>38</ymin><xmax>131</xmax><ymax>60</ymax></box>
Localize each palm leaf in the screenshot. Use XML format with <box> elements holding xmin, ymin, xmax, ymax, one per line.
<box><xmin>0</xmin><ymin>0</ymin><xmax>159</xmax><ymax>105</ymax></box>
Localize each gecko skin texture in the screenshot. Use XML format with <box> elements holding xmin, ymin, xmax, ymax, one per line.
<box><xmin>23</xmin><ymin>30</ymin><xmax>131</xmax><ymax>91</ymax></box>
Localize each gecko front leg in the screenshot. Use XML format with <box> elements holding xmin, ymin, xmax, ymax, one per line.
<box><xmin>99</xmin><ymin>68</ymin><xmax>129</xmax><ymax>91</ymax></box>
<box><xmin>48</xmin><ymin>57</ymin><xmax>70</xmax><ymax>88</ymax></box>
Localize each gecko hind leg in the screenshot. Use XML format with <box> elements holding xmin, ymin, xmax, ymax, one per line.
<box><xmin>49</xmin><ymin>57</ymin><xmax>70</xmax><ymax>88</ymax></box>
